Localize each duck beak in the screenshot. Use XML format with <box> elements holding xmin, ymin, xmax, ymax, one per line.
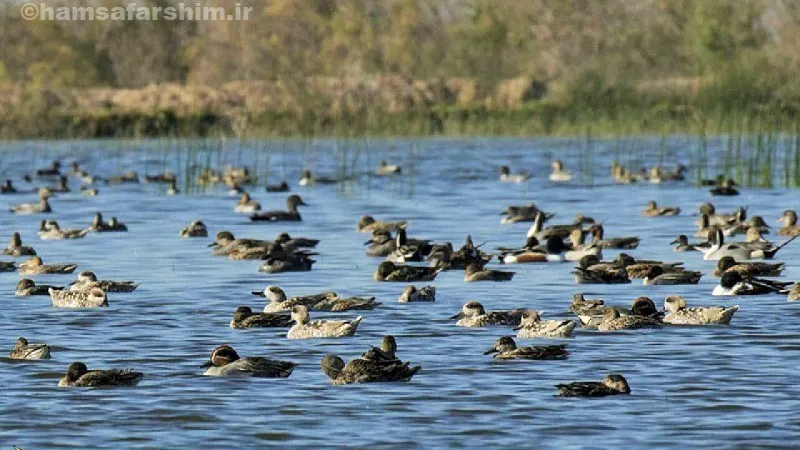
<box><xmin>512</xmin><ymin>325</ymin><xmax>523</xmax><ymax>331</ymax></box>
<box><xmin>200</xmin><ymin>360</ymin><xmax>213</xmax><ymax>368</ymax></box>
<box><xmin>67</xmin><ymin>281</ymin><xmax>76</xmax><ymax>286</ymax></box>
<box><xmin>449</xmin><ymin>312</ymin><xmax>464</xmax><ymax>320</ymax></box>
<box><xmin>207</xmin><ymin>242</ymin><xmax>218</xmax><ymax>248</ymax></box>
<box><xmin>251</xmin><ymin>291</ymin><xmax>265</xmax><ymax>297</ymax></box>
<box><xmin>484</xmin><ymin>348</ymin><xmax>498</xmax><ymax>355</ymax></box>
<box><xmin>669</xmin><ymin>239</ymin><xmax>679</xmax><ymax>245</ymax></box>
<box><xmin>363</xmin><ymin>240</ymin><xmax>373</xmax><ymax>246</ymax></box>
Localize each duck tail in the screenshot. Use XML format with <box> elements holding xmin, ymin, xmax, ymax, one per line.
<box><xmin>350</xmin><ymin>315</ymin><xmax>363</xmax><ymax>328</ymax></box>
<box><xmin>767</xmin><ymin>234</ymin><xmax>800</xmax><ymax>258</ymax></box>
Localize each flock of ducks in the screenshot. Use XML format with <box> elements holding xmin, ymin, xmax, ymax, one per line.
<box><xmin>5</xmin><ymin>157</ymin><xmax>800</xmax><ymax>399</ymax></box>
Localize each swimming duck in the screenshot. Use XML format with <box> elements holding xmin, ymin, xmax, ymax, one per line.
<box><xmin>286</xmin><ymin>305</ymin><xmax>362</xmax><ymax>339</ymax></box>
<box><xmin>485</xmin><ymin>337</ymin><xmax>569</xmax><ymax>360</ymax></box>
<box><xmin>701</xmin><ymin>228</ymin><xmax>798</xmax><ymax>261</ymax></box>
<box><xmin>68</xmin><ymin>271</ymin><xmax>139</xmax><ymax>293</ymax></box>
<box><xmin>712</xmin><ymin>271</ymin><xmax>792</xmax><ymax>296</ymax></box>
<box><xmin>376</xmin><ymin>160</ymin><xmax>402</xmax><ymax>176</ymax></box>
<box><xmin>36</xmin><ymin>161</ymin><xmax>61</xmax><ymax>177</ymax></box>
<box><xmin>180</xmin><ymin>220</ymin><xmax>208</xmax><ymax>238</ymax></box>
<box><xmin>258</xmin><ymin>254</ymin><xmax>315</xmax><ymax>274</ymax></box>
<box><xmin>50</xmin><ymin>287</ymin><xmax>108</xmax><ymax>308</ymax></box>
<box><xmin>451</xmin><ymin>301</ymin><xmax>526</xmax><ymax>327</ymax></box>
<box><xmin>499</xmin><ymin>165</ymin><xmax>531</xmax><ymax>183</ymax></box>
<box><xmin>710</xmin><ymin>179</ymin><xmax>739</xmax><ymax>196</ymax></box>
<box><xmin>526</xmin><ymin>212</ymin><xmax>592</xmax><ymax>240</ymax></box>
<box><xmin>321</xmin><ymin>353</ymin><xmax>421</xmax><ymax>385</ymax></box>
<box><xmin>642</xmin><ymin>266</ymin><xmax>702</xmax><ymax>285</ymax></box>
<box><xmin>642</xmin><ymin>201</ymin><xmax>681</xmax><ymax>217</ymax></box>
<box><xmin>234</xmin><ymin>193</ymin><xmax>261</xmax><ymax>213</ymax></box>
<box><xmin>671</xmin><ymin>235</ymin><xmax>707</xmax><ymax>252</ymax></box>
<box><xmin>611</xmin><ymin>164</ymin><xmax>637</xmax><ymax>184</ymax></box>
<box><xmin>145</xmin><ymin>170</ymin><xmax>176</xmax><ymax>183</ymax></box>
<box><xmin>694</xmin><ymin>215</ymin><xmax>714</xmax><ymax>239</ymax></box>
<box><xmin>201</xmin><ymin>345</ymin><xmax>297</xmax><ymax>378</ymax></box>
<box><xmin>549</xmin><ymin>160</ymin><xmax>572</xmax><ymax>182</ymax></box>
<box><xmin>500</xmin><ymin>203</ymin><xmax>554</xmax><ymax>224</ymax></box>
<box><xmin>573</xmin><ymin>296</ymin><xmax>660</xmax><ymax>328</ymax></box>
<box><xmin>565</xmin><ymin>229</ymin><xmax>604</xmax><ymax>261</ymax></box>
<box><xmin>80</xmin><ymin>185</ymin><xmax>98</xmax><ymax>196</ymax></box>
<box><xmin>19</xmin><ymin>256</ymin><xmax>76</xmax><ymax>275</ymax></box>
<box><xmin>357</xmin><ymin>215</ymin><xmax>408</xmax><ymax>234</ymax></box>
<box><xmin>229</xmin><ymin>306</ymin><xmax>293</xmax><ymax>329</ymax></box>
<box><xmin>10</xmin><ymin>196</ymin><xmax>51</xmax><ymax>214</ymax></box>
<box><xmin>88</xmin><ymin>213</ymin><xmax>127</xmax><ymax>232</ymax></box>
<box><xmin>497</xmin><ymin>236</ymin><xmax>549</xmax><ymax>263</ymax></box>
<box><xmin>166</xmin><ymin>180</ymin><xmax>180</xmax><ymax>195</ymax></box>
<box><xmin>588</xmin><ymin>224</ymin><xmax>640</xmax><ymax>249</ymax></box>
<box><xmin>398</xmin><ymin>285</ymin><xmax>436</xmax><ymax>302</ymax></box>
<box><xmin>699</xmin><ymin>203</ymin><xmax>744</xmax><ymax>227</ymax></box>
<box><xmin>713</xmin><ymin>256</ymin><xmax>784</xmax><ymax>278</ymax></box>
<box><xmin>572</xmin><ymin>255</ymin><xmax>630</xmax><ymax>284</ymax></box>
<box><xmin>274</xmin><ymin>232</ymin><xmax>319</xmax><ymax>250</ymax></box>
<box><xmin>298</xmin><ymin>170</ymin><xmax>344</xmax><ymax>186</ymax></box>
<box><xmin>1</xmin><ymin>179</ymin><xmax>17</xmax><ymax>194</ymax></box>
<box><xmin>0</xmin><ymin>260</ymin><xmax>17</xmax><ymax>272</ymax></box>
<box><xmin>106</xmin><ymin>171</ymin><xmax>139</xmax><ymax>184</ymax></box>
<box><xmin>374</xmin><ymin>261</ymin><xmax>441</xmax><ymax>282</ymax></box>
<box><xmin>514</xmin><ymin>311</ymin><xmax>577</xmax><ymax>339</ymax></box>
<box><xmin>209</xmin><ymin>231</ymin><xmax>272</xmax><ymax>256</ymax></box>
<box><xmin>49</xmin><ymin>175</ymin><xmax>70</xmax><ymax>193</ymax></box>
<box><xmin>663</xmin><ymin>296</ymin><xmax>739</xmax><ymax>325</ymax></box>
<box><xmin>37</xmin><ymin>220</ymin><xmax>89</xmax><ymax>240</ymax></box>
<box><xmin>723</xmin><ymin>216</ymin><xmax>770</xmax><ymax>237</ymax></box>
<box><xmin>364</xmin><ymin>231</ymin><xmax>398</xmax><ymax>257</ymax></box>
<box><xmin>464</xmin><ymin>263</ymin><xmax>515</xmax><ymax>282</ymax></box>
<box><xmin>556</xmin><ymin>374</ymin><xmax>630</xmax><ymax>397</ymax></box>
<box><xmin>597</xmin><ymin>306</ymin><xmax>663</xmax><ymax>331</ymax></box>
<box><xmin>58</xmin><ymin>362</ymin><xmax>143</xmax><ymax>387</ymax></box>
<box><xmin>16</xmin><ymin>279</ymin><xmax>62</xmax><ymax>296</ymax></box>
<box><xmin>788</xmin><ymin>284</ymin><xmax>800</xmax><ymax>302</ymax></box>
<box><xmin>386</xmin><ymin>229</ymin><xmax>426</xmax><ymax>263</ymax></box>
<box><xmin>778</xmin><ymin>210</ymin><xmax>800</xmax><ymax>236</ymax></box>
<box><xmin>359</xmin><ymin>336</ymin><xmax>401</xmax><ymax>362</ymax></box>
<box><xmin>266</xmin><ymin>180</ymin><xmax>290</xmax><ymax>192</ymax></box>
<box><xmin>9</xmin><ymin>337</ymin><xmax>50</xmax><ymax>360</ymax></box>
<box><xmin>568</xmin><ymin>294</ymin><xmax>607</xmax><ymax>323</ymax></box>
<box><xmin>256</xmin><ymin>286</ymin><xmax>338</xmax><ymax>313</ymax></box>
<box><xmin>648</xmin><ymin>164</ymin><xmax>688</xmax><ymax>183</ymax></box>
<box><xmin>436</xmin><ymin>235</ymin><xmax>492</xmax><ymax>270</ymax></box>
<box><xmin>250</xmin><ymin>195</ymin><xmax>307</xmax><ymax>221</ymax></box>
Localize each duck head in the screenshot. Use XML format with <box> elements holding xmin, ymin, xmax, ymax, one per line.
<box><xmin>291</xmin><ymin>305</ymin><xmax>310</xmax><ymax>325</ymax></box>
<box><xmin>720</xmin><ymin>271</ymin><xmax>743</xmax><ymax>289</ymax></box>
<box><xmin>10</xmin><ymin>232</ymin><xmax>22</xmax><ymax>248</ymax></box>
<box><xmin>15</xmin><ymin>337</ymin><xmax>28</xmax><ymax>349</ymax></box>
<box><xmin>65</xmin><ymin>362</ymin><xmax>88</xmax><ymax>383</ymax></box>
<box><xmin>375</xmin><ymin>261</ymin><xmax>397</xmax><ymax>279</ymax></box>
<box><xmin>286</xmin><ymin>195</ymin><xmax>308</xmax><ymax>210</ymax></box>
<box><xmin>630</xmin><ymin>297</ymin><xmax>657</xmax><ymax>316</ymax></box>
<box><xmin>210</xmin><ymin>231</ymin><xmax>235</xmax><ymax>247</ymax></box>
<box><xmin>89</xmin><ymin>288</ymin><xmax>108</xmax><ymax>307</ymax></box>
<box><xmin>664</xmin><ymin>295</ymin><xmax>687</xmax><ymax>313</ymax></box>
<box><xmin>321</xmin><ymin>354</ymin><xmax>345</xmax><ymax>379</ymax></box>
<box><xmin>381</xmin><ymin>336</ymin><xmax>397</xmax><ymax>358</ymax></box>
<box><xmin>603</xmin><ymin>374</ymin><xmax>631</xmax><ymax>393</ymax></box>
<box><xmin>717</xmin><ymin>256</ymin><xmax>737</xmax><ymax>273</ymax></box>
<box><xmin>204</xmin><ymin>344</ymin><xmax>240</xmax><ymax>368</ymax></box>
<box><xmin>699</xmin><ymin>202</ymin><xmax>716</xmax><ymax>216</ymax></box>
<box><xmin>451</xmin><ymin>301</ymin><xmax>485</xmax><ymax>320</ymax></box>
<box><xmin>515</xmin><ymin>310</ymin><xmax>543</xmax><ymax>329</ymax></box>
<box><xmin>16</xmin><ymin>279</ymin><xmax>34</xmax><ymax>291</ymax></box>
<box><xmin>780</xmin><ymin>210</ymin><xmax>798</xmax><ymax>227</ymax></box>
<box><xmin>484</xmin><ymin>336</ymin><xmax>517</xmax><ymax>355</ymax></box>
<box><xmin>670</xmin><ymin>235</ymin><xmax>689</xmax><ymax>246</ymax></box>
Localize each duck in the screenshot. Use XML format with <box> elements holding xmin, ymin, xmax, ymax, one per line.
<box><xmin>298</xmin><ymin>170</ymin><xmax>344</xmax><ymax>186</ymax></box>
<box><xmin>201</xmin><ymin>345</ymin><xmax>297</xmax><ymax>377</ymax></box>
<box><xmin>49</xmin><ymin>175</ymin><xmax>70</xmax><ymax>193</ymax></box>
<box><xmin>258</xmin><ymin>254</ymin><xmax>315</xmax><ymax>274</ymax></box>
<box><xmin>572</xmin><ymin>255</ymin><xmax>630</xmax><ymax>284</ymax></box>
<box><xmin>106</xmin><ymin>171</ymin><xmax>139</xmax><ymax>184</ymax></box>
<box><xmin>671</xmin><ymin>235</ymin><xmax>707</xmax><ymax>252</ymax></box>
<box><xmin>701</xmin><ymin>228</ymin><xmax>798</xmax><ymax>261</ymax></box>
<box><xmin>58</xmin><ymin>362</ymin><xmax>143</xmax><ymax>387</ymax></box>
<box><xmin>80</xmin><ymin>185</ymin><xmax>98</xmax><ymax>196</ymax></box>
<box><xmin>695</xmin><ymin>215</ymin><xmax>714</xmax><ymax>239</ymax></box>
<box><xmin>255</xmin><ymin>286</ymin><xmax>338</xmax><ymax>313</ymax></box>
<box><xmin>145</xmin><ymin>170</ymin><xmax>176</xmax><ymax>183</ymax></box>
<box><xmin>497</xmin><ymin>237</ymin><xmax>549</xmax><ymax>263</ymax></box>
<box><xmin>376</xmin><ymin>160</ymin><xmax>402</xmax><ymax>176</ymax></box>
<box><xmin>386</xmin><ymin>229</ymin><xmax>426</xmax><ymax>263</ymax></box>
<box><xmin>87</xmin><ymin>213</ymin><xmax>126</xmax><ymax>232</ymax></box>
<box><xmin>16</xmin><ymin>279</ymin><xmax>62</xmax><ymax>296</ymax></box>
<box><xmin>50</xmin><ymin>287</ymin><xmax>108</xmax><ymax>308</ymax></box>
<box><xmin>499</xmin><ymin>165</ymin><xmax>531</xmax><ymax>183</ymax></box>
<box><xmin>614</xmin><ymin>254</ymin><xmax>686</xmax><ymax>279</ymax></box>
<box><xmin>9</xmin><ymin>337</ymin><xmax>51</xmax><ymax>360</ymax></box>
<box><xmin>250</xmin><ymin>195</ymin><xmax>307</xmax><ymax>221</ymax></box>
<box><xmin>555</xmin><ymin>374</ymin><xmax>630</xmax><ymax>397</ymax></box>
<box><xmin>699</xmin><ymin>203</ymin><xmax>743</xmax><ymax>227</ymax></box>
<box><xmin>321</xmin><ymin>353</ymin><xmax>421</xmax><ymax>385</ymax></box>
<box><xmin>1</xmin><ymin>179</ymin><xmax>17</xmax><ymax>194</ymax></box>
<box><xmin>713</xmin><ymin>256</ymin><xmax>784</xmax><ymax>278</ymax></box>
<box><xmin>37</xmin><ymin>220</ymin><xmax>89</xmax><ymax>240</ymax></box>
<box><xmin>266</xmin><ymin>180</ymin><xmax>290</xmax><ymax>192</ymax></box>
<box><xmin>0</xmin><ymin>260</ymin><xmax>16</xmax><ymax>272</ymax></box>
<box><xmin>642</xmin><ymin>266</ymin><xmax>702</xmax><ymax>285</ymax></box>
<box><xmin>398</xmin><ymin>285</ymin><xmax>436</xmax><ymax>303</ymax></box>
<box><xmin>588</xmin><ymin>224</ymin><xmax>640</xmax><ymax>249</ymax></box>
<box><xmin>364</xmin><ymin>231</ymin><xmax>398</xmax><ymax>257</ymax></box>
<box><xmin>712</xmin><ymin>271</ymin><xmax>792</xmax><ymax>296</ymax></box>
<box><xmin>514</xmin><ymin>311</ymin><xmax>576</xmax><ymax>338</ymax></box>
<box><xmin>208</xmin><ymin>231</ymin><xmax>272</xmax><ymax>256</ymax></box>
<box><xmin>778</xmin><ymin>210</ymin><xmax>800</xmax><ymax>236</ymax></box>
<box><xmin>597</xmin><ymin>307</ymin><xmax>663</xmax><ymax>331</ymax></box>
<box><xmin>10</xmin><ymin>195</ymin><xmax>51</xmax><ymax>214</ymax></box>
<box><xmin>234</xmin><ymin>193</ymin><xmax>261</xmax><ymax>213</ymax></box>
<box><xmin>500</xmin><ymin>203</ymin><xmax>554</xmax><ymax>224</ymax></box>
<box><xmin>611</xmin><ymin>164</ymin><xmax>637</xmax><ymax>184</ymax></box>
<box><xmin>723</xmin><ymin>216</ymin><xmax>770</xmax><ymax>237</ymax></box>
<box><xmin>374</xmin><ymin>261</ymin><xmax>441</xmax><ymax>282</ymax></box>
<box><xmin>565</xmin><ymin>229</ymin><xmax>604</xmax><ymax>261</ymax></box>
<box><xmin>648</xmin><ymin>164</ymin><xmax>688</xmax><ymax>183</ymax></box>
<box><xmin>68</xmin><ymin>271</ymin><xmax>139</xmax><ymax>293</ymax></box>
<box><xmin>574</xmin><ymin>296</ymin><xmax>661</xmax><ymax>328</ymax></box>
<box><xmin>357</xmin><ymin>215</ymin><xmax>408</xmax><ymax>233</ymax></box>
<box><xmin>464</xmin><ymin>263</ymin><xmax>515</xmax><ymax>282</ymax></box>
<box><xmin>229</xmin><ymin>306</ymin><xmax>293</xmax><ymax>328</ymax></box>
<box><xmin>485</xmin><ymin>337</ymin><xmax>569</xmax><ymax>360</ymax></box>
<box><xmin>788</xmin><ymin>284</ymin><xmax>800</xmax><ymax>302</ymax></box>
<box><xmin>36</xmin><ymin>161</ymin><xmax>61</xmax><ymax>177</ymax></box>
<box><xmin>359</xmin><ymin>336</ymin><xmax>402</xmax><ymax>362</ymax></box>
<box><xmin>106</xmin><ymin>217</ymin><xmax>127</xmax><ymax>232</ymax></box>
<box><xmin>526</xmin><ymin>211</ymin><xmax>592</xmax><ymax>240</ymax></box>
<box><xmin>451</xmin><ymin>301</ymin><xmax>526</xmax><ymax>327</ymax></box>
<box><xmin>710</xmin><ymin>179</ymin><xmax>739</xmax><ymax>196</ymax></box>
<box><xmin>19</xmin><ymin>256</ymin><xmax>77</xmax><ymax>275</ymax></box>
<box><xmin>642</xmin><ymin>201</ymin><xmax>681</xmax><ymax>217</ymax></box>
<box><xmin>180</xmin><ymin>220</ymin><xmax>208</xmax><ymax>238</ymax></box>
<box><xmin>274</xmin><ymin>232</ymin><xmax>319</xmax><ymax>250</ymax></box>
<box><xmin>435</xmin><ymin>235</ymin><xmax>492</xmax><ymax>270</ymax></box>
<box><xmin>549</xmin><ymin>160</ymin><xmax>572</xmax><ymax>182</ymax></box>
<box><xmin>663</xmin><ymin>296</ymin><xmax>739</xmax><ymax>325</ymax></box>
<box><xmin>286</xmin><ymin>305</ymin><xmax>362</xmax><ymax>339</ymax></box>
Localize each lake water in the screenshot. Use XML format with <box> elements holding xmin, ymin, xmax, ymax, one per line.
<box><xmin>1</xmin><ymin>137</ymin><xmax>799</xmax><ymax>449</ymax></box>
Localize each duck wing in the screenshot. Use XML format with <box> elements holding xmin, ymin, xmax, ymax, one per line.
<box><xmin>79</xmin><ymin>369</ymin><xmax>143</xmax><ymax>387</ymax></box>
<box><xmin>556</xmin><ymin>381</ymin><xmax>610</xmax><ymax>397</ymax></box>
<box><xmin>239</xmin><ymin>357</ymin><xmax>297</xmax><ymax>377</ymax></box>
<box><xmin>512</xmin><ymin>344</ymin><xmax>569</xmax><ymax>360</ymax></box>
<box><xmin>243</xmin><ymin>313</ymin><xmax>293</xmax><ymax>328</ymax></box>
